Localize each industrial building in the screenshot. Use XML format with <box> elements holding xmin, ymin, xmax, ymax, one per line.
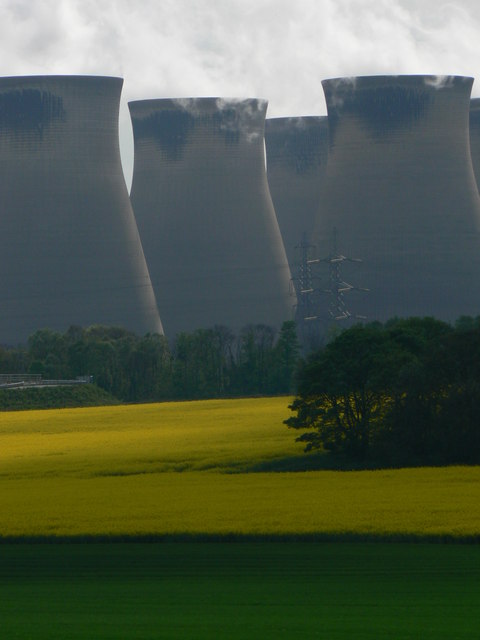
<box><xmin>313</xmin><ymin>74</ymin><xmax>480</xmax><ymax>324</ymax></box>
<box><xmin>129</xmin><ymin>97</ymin><xmax>294</xmax><ymax>338</ymax></box>
<box><xmin>0</xmin><ymin>75</ymin><xmax>163</xmax><ymax>345</ymax></box>
<box><xmin>264</xmin><ymin>116</ymin><xmax>328</xmax><ymax>269</ymax></box>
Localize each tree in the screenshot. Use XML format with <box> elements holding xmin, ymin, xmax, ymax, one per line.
<box><xmin>127</xmin><ymin>333</ymin><xmax>172</xmax><ymax>400</ymax></box>
<box><xmin>171</xmin><ymin>328</ymin><xmax>233</xmax><ymax>399</ymax></box>
<box><xmin>67</xmin><ymin>325</ymin><xmax>138</xmax><ymax>399</ymax></box>
<box><xmin>285</xmin><ymin>316</ymin><xmax>480</xmax><ymax>466</ymax></box>
<box><xmin>234</xmin><ymin>324</ymin><xmax>276</xmax><ymax>395</ymax></box>
<box><xmin>382</xmin><ymin>317</ymin><xmax>453</xmax><ymax>463</ymax></box>
<box><xmin>270</xmin><ymin>320</ymin><xmax>300</xmax><ymax>394</ymax></box>
<box><xmin>27</xmin><ymin>328</ymin><xmax>70</xmax><ymax>378</ymax></box>
<box><xmin>427</xmin><ymin>324</ymin><xmax>480</xmax><ymax>463</ymax></box>
<box><xmin>285</xmin><ymin>324</ymin><xmax>397</xmax><ymax>459</ymax></box>
<box><xmin>0</xmin><ymin>344</ymin><xmax>29</xmax><ymax>375</ymax></box>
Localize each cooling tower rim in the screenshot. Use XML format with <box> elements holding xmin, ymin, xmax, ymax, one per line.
<box><xmin>128</xmin><ymin>96</ymin><xmax>268</xmax><ymax>113</ymax></box>
<box><xmin>0</xmin><ymin>74</ymin><xmax>123</xmax><ymax>80</ymax></box>
<box><xmin>265</xmin><ymin>115</ymin><xmax>328</xmax><ymax>127</ymax></box>
<box><xmin>322</xmin><ymin>74</ymin><xmax>474</xmax><ymax>89</ymax></box>
<box><xmin>470</xmin><ymin>97</ymin><xmax>480</xmax><ymax>110</ymax></box>
<box><xmin>0</xmin><ymin>74</ymin><xmax>124</xmax><ymax>88</ymax></box>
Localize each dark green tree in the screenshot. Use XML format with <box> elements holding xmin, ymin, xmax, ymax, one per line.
<box><xmin>171</xmin><ymin>328</ymin><xmax>233</xmax><ymax>399</ymax></box>
<box><xmin>27</xmin><ymin>328</ymin><xmax>70</xmax><ymax>378</ymax></box>
<box><xmin>428</xmin><ymin>324</ymin><xmax>480</xmax><ymax>463</ymax></box>
<box><xmin>285</xmin><ymin>316</ymin><xmax>480</xmax><ymax>466</ymax></box>
<box><xmin>0</xmin><ymin>344</ymin><xmax>29</xmax><ymax>375</ymax></box>
<box><xmin>67</xmin><ymin>325</ymin><xmax>137</xmax><ymax>399</ymax></box>
<box><xmin>234</xmin><ymin>324</ymin><xmax>276</xmax><ymax>395</ymax></box>
<box><xmin>382</xmin><ymin>317</ymin><xmax>453</xmax><ymax>463</ymax></box>
<box><xmin>285</xmin><ymin>323</ymin><xmax>398</xmax><ymax>459</ymax></box>
<box><xmin>127</xmin><ymin>333</ymin><xmax>172</xmax><ymax>401</ymax></box>
<box><xmin>270</xmin><ymin>320</ymin><xmax>300</xmax><ymax>394</ymax></box>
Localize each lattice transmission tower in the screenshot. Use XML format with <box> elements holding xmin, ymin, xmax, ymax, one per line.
<box><xmin>308</xmin><ymin>228</ymin><xmax>369</xmax><ymax>322</ymax></box>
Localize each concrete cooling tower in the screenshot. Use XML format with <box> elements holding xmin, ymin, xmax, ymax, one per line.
<box><xmin>129</xmin><ymin>97</ymin><xmax>294</xmax><ymax>339</ymax></box>
<box><xmin>469</xmin><ymin>98</ymin><xmax>480</xmax><ymax>192</ymax></box>
<box><xmin>265</xmin><ymin>116</ymin><xmax>328</xmax><ymax>269</ymax></box>
<box><xmin>314</xmin><ymin>74</ymin><xmax>480</xmax><ymax>324</ymax></box>
<box><xmin>0</xmin><ymin>75</ymin><xmax>163</xmax><ymax>345</ymax></box>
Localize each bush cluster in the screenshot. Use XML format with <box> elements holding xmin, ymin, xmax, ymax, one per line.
<box><xmin>0</xmin><ymin>384</ymin><xmax>118</xmax><ymax>411</ymax></box>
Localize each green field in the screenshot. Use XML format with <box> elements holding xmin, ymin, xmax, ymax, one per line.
<box><xmin>1</xmin><ymin>542</ymin><xmax>479</xmax><ymax>639</ymax></box>
<box><xmin>1</xmin><ymin>397</ymin><xmax>480</xmax><ymax>540</ymax></box>
<box><xmin>1</xmin><ymin>398</ymin><xmax>480</xmax><ymax>638</ymax></box>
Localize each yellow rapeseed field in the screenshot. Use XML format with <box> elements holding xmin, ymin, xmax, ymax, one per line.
<box><xmin>1</xmin><ymin>397</ymin><xmax>479</xmax><ymax>539</ymax></box>
<box><xmin>0</xmin><ymin>398</ymin><xmax>301</xmax><ymax>477</ymax></box>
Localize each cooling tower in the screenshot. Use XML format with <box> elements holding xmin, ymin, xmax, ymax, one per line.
<box><xmin>314</xmin><ymin>75</ymin><xmax>480</xmax><ymax>323</ymax></box>
<box><xmin>129</xmin><ymin>97</ymin><xmax>294</xmax><ymax>338</ymax></box>
<box><xmin>469</xmin><ymin>98</ymin><xmax>480</xmax><ymax>192</ymax></box>
<box><xmin>265</xmin><ymin>116</ymin><xmax>328</xmax><ymax>268</ymax></box>
<box><xmin>0</xmin><ymin>75</ymin><xmax>163</xmax><ymax>345</ymax></box>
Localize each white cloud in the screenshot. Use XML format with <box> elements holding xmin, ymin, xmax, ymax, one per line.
<box><xmin>1</xmin><ymin>0</ymin><xmax>479</xmax><ymax>185</ymax></box>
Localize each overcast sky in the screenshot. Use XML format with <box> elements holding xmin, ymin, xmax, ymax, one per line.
<box><xmin>1</xmin><ymin>0</ymin><xmax>480</xmax><ymax>186</ymax></box>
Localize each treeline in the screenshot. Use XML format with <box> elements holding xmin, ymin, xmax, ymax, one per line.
<box><xmin>0</xmin><ymin>321</ymin><xmax>300</xmax><ymax>402</ymax></box>
<box><xmin>286</xmin><ymin>316</ymin><xmax>480</xmax><ymax>466</ymax></box>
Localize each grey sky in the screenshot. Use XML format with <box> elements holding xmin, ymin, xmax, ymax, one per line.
<box><xmin>1</xmin><ymin>0</ymin><xmax>479</xmax><ymax>186</ymax></box>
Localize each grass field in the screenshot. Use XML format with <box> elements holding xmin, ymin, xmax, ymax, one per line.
<box><xmin>1</xmin><ymin>397</ymin><xmax>480</xmax><ymax>540</ymax></box>
<box><xmin>1</xmin><ymin>542</ymin><xmax>479</xmax><ymax>639</ymax></box>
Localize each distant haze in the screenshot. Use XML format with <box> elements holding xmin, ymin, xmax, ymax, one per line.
<box><xmin>1</xmin><ymin>0</ymin><xmax>479</xmax><ymax>187</ymax></box>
